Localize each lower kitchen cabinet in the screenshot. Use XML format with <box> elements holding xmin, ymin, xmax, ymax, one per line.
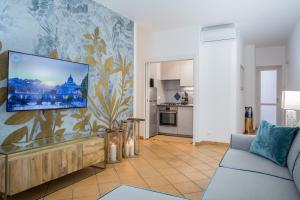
<box><xmin>159</xmin><ymin>126</ymin><xmax>178</xmax><ymax>135</ymax></box>
<box><xmin>177</xmin><ymin>107</ymin><xmax>193</xmax><ymax>136</ymax></box>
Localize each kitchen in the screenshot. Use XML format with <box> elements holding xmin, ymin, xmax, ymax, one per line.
<box><xmin>147</xmin><ymin>59</ymin><xmax>194</xmax><ymax>138</ymax></box>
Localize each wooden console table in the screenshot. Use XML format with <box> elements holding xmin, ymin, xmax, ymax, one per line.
<box><xmin>0</xmin><ymin>133</ymin><xmax>105</xmax><ymax>199</ymax></box>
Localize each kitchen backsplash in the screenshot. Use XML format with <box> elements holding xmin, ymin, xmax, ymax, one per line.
<box><xmin>157</xmin><ymin>80</ymin><xmax>194</xmax><ymax>104</ymax></box>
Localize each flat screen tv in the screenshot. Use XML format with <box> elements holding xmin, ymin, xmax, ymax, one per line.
<box><xmin>7</xmin><ymin>51</ymin><xmax>89</xmax><ymax>112</ymax></box>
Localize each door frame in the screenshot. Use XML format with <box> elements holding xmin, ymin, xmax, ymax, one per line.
<box><xmin>144</xmin><ymin>56</ymin><xmax>196</xmax><ymax>140</ymax></box>
<box><xmin>256</xmin><ymin>65</ymin><xmax>283</xmax><ymax>125</ymax></box>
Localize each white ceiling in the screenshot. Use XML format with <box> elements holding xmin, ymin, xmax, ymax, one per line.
<box><xmin>95</xmin><ymin>0</ymin><xmax>300</xmax><ymax>47</ymax></box>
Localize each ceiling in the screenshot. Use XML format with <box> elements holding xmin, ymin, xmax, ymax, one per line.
<box><xmin>96</xmin><ymin>0</ymin><xmax>300</xmax><ymax>47</ymax></box>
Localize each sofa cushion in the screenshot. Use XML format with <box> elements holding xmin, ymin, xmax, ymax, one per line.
<box><xmin>288</xmin><ymin>132</ymin><xmax>300</xmax><ymax>175</ymax></box>
<box><xmin>249</xmin><ymin>120</ymin><xmax>299</xmax><ymax>166</ymax></box>
<box><xmin>201</xmin><ymin>167</ymin><xmax>300</xmax><ymax>200</ymax></box>
<box><xmin>293</xmin><ymin>153</ymin><xmax>300</xmax><ymax>194</ymax></box>
<box><xmin>220</xmin><ymin>149</ymin><xmax>293</xmax><ymax>180</ymax></box>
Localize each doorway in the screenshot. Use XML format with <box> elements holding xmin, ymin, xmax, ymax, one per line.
<box><xmin>145</xmin><ymin>59</ymin><xmax>195</xmax><ymax>139</ymax></box>
<box><xmin>256</xmin><ymin>66</ymin><xmax>283</xmax><ymax>125</ymax></box>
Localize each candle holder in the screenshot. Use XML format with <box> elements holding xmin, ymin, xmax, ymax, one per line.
<box><xmin>122</xmin><ymin>118</ymin><xmax>144</xmax><ymax>158</ymax></box>
<box><xmin>105</xmin><ymin>128</ymin><xmax>123</xmax><ymax>164</ymax></box>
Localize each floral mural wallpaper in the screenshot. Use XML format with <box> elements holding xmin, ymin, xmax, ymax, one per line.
<box><xmin>0</xmin><ymin>0</ymin><xmax>134</xmax><ymax>145</ymax></box>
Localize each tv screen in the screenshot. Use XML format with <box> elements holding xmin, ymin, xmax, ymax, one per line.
<box><xmin>7</xmin><ymin>51</ymin><xmax>89</xmax><ymax>112</ymax></box>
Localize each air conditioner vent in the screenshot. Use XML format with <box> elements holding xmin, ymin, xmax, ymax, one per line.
<box><xmin>201</xmin><ymin>24</ymin><xmax>236</xmax><ymax>42</ymax></box>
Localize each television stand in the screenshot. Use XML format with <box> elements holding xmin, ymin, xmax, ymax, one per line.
<box><xmin>0</xmin><ymin>132</ymin><xmax>105</xmax><ymax>200</ymax></box>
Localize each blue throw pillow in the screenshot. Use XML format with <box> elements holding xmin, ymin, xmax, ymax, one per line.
<box><xmin>250</xmin><ymin>120</ymin><xmax>299</xmax><ymax>167</ymax></box>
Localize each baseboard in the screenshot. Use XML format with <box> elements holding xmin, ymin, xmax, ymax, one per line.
<box><xmin>195</xmin><ymin>140</ymin><xmax>229</xmax><ymax>147</ymax></box>
<box><xmin>158</xmin><ymin>132</ymin><xmax>193</xmax><ymax>138</ymax></box>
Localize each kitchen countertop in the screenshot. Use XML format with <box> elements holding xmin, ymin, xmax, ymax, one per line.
<box><xmin>157</xmin><ymin>104</ymin><xmax>193</xmax><ymax>107</ymax></box>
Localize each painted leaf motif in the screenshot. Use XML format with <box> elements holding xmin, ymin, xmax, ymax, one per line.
<box><xmin>85</xmin><ymin>56</ymin><xmax>97</xmax><ymax>67</ymax></box>
<box><xmin>79</xmin><ymin>108</ymin><xmax>88</xmax><ymax>115</ymax></box>
<box><xmin>126</xmin><ymin>80</ymin><xmax>133</xmax><ymax>86</ymax></box>
<box><xmin>2</xmin><ymin>126</ymin><xmax>28</xmax><ymax>146</ymax></box>
<box><xmin>88</xmin><ymin>96</ymin><xmax>110</xmax><ymax>125</ymax></box>
<box><xmin>0</xmin><ymin>87</ymin><xmax>7</xmax><ymax>106</ymax></box>
<box><xmin>125</xmin><ymin>62</ymin><xmax>132</xmax><ymax>74</ymax></box>
<box><xmin>0</xmin><ymin>52</ymin><xmax>8</xmax><ymax>80</ymax></box>
<box><xmin>50</xmin><ymin>49</ymin><xmax>58</xmax><ymax>59</ymax></box>
<box><xmin>95</xmin><ymin>84</ymin><xmax>109</xmax><ymax>114</ymax></box>
<box><xmin>84</xmin><ymin>33</ymin><xmax>93</xmax><ymax>40</ymax></box>
<box><xmin>37</xmin><ymin>129</ymin><xmax>52</xmax><ymax>139</ymax></box>
<box><xmin>99</xmin><ymin>39</ymin><xmax>106</xmax><ymax>54</ymax></box>
<box><xmin>109</xmin><ymin>90</ymin><xmax>117</xmax><ymax>112</ymax></box>
<box><xmin>121</xmin><ymin>96</ymin><xmax>131</xmax><ymax>106</ymax></box>
<box><xmin>104</xmin><ymin>57</ymin><xmax>114</xmax><ymax>73</ymax></box>
<box><xmin>35</xmin><ymin>131</ymin><xmax>46</xmax><ymax>140</ymax></box>
<box><xmin>54</xmin><ymin>128</ymin><xmax>65</xmax><ymax>136</ymax></box>
<box><xmin>84</xmin><ymin>113</ymin><xmax>91</xmax><ymax>124</ymax></box>
<box><xmin>71</xmin><ymin>113</ymin><xmax>81</xmax><ymax>119</ymax></box>
<box><xmin>94</xmin><ymin>27</ymin><xmax>100</xmax><ymax>37</ymax></box>
<box><xmin>39</xmin><ymin>111</ymin><xmax>54</xmax><ymax>138</ymax></box>
<box><xmin>92</xmin><ymin>121</ymin><xmax>105</xmax><ymax>132</ymax></box>
<box><xmin>73</xmin><ymin>121</ymin><xmax>85</xmax><ymax>131</ymax></box>
<box><xmin>84</xmin><ymin>45</ymin><xmax>95</xmax><ymax>54</ymax></box>
<box><xmin>116</xmin><ymin>108</ymin><xmax>128</xmax><ymax>117</ymax></box>
<box><xmin>5</xmin><ymin>111</ymin><xmax>35</xmax><ymax>125</ymax></box>
<box><xmin>43</xmin><ymin>110</ymin><xmax>53</xmax><ymax>123</ymax></box>
<box><xmin>55</xmin><ymin>112</ymin><xmax>65</xmax><ymax>127</ymax></box>
<box><xmin>29</xmin><ymin>118</ymin><xmax>39</xmax><ymax>140</ymax></box>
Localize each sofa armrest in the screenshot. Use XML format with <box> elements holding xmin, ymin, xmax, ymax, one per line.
<box><xmin>230</xmin><ymin>134</ymin><xmax>255</xmax><ymax>151</ymax></box>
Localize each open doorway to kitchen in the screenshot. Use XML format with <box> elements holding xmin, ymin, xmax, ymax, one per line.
<box><xmin>145</xmin><ymin>59</ymin><xmax>194</xmax><ymax>140</ymax></box>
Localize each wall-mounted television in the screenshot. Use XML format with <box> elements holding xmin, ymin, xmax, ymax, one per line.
<box><xmin>7</xmin><ymin>51</ymin><xmax>89</xmax><ymax>112</ymax></box>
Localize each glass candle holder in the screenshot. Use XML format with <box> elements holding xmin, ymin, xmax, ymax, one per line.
<box><xmin>122</xmin><ymin>118</ymin><xmax>144</xmax><ymax>158</ymax></box>
<box><xmin>105</xmin><ymin>128</ymin><xmax>123</xmax><ymax>163</ymax></box>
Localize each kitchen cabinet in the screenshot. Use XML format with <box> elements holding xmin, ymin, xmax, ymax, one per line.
<box><xmin>160</xmin><ymin>61</ymin><xmax>180</xmax><ymax>80</ymax></box>
<box><xmin>160</xmin><ymin>60</ymin><xmax>193</xmax><ymax>86</ymax></box>
<box><xmin>177</xmin><ymin>107</ymin><xmax>193</xmax><ymax>136</ymax></box>
<box><xmin>159</xmin><ymin>126</ymin><xmax>178</xmax><ymax>135</ymax></box>
<box><xmin>179</xmin><ymin>60</ymin><xmax>193</xmax><ymax>87</ymax></box>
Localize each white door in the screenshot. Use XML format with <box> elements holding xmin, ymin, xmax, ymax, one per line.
<box><xmin>257</xmin><ymin>67</ymin><xmax>282</xmax><ymax>125</ymax></box>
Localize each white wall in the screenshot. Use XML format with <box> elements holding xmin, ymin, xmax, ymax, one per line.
<box><xmin>256</xmin><ymin>46</ymin><xmax>286</xmax><ymax>67</ymax></box>
<box><xmin>244</xmin><ymin>45</ymin><xmax>256</xmax><ymax>127</ymax></box>
<box><xmin>134</xmin><ymin>25</ymin><xmax>149</xmax><ymax>136</ymax></box>
<box><xmin>198</xmin><ymin>39</ymin><xmax>237</xmax><ymax>142</ymax></box>
<box><xmin>287</xmin><ymin>19</ymin><xmax>300</xmax><ymax>91</ymax></box>
<box><xmin>287</xmin><ymin>18</ymin><xmax>300</xmax><ymax>122</ymax></box>
<box><xmin>236</xmin><ymin>32</ymin><xmax>245</xmax><ymax>133</ymax></box>
<box><xmin>243</xmin><ymin>45</ymin><xmax>286</xmax><ymax>127</ymax></box>
<box><xmin>135</xmin><ymin>25</ymin><xmax>244</xmax><ymax>143</ymax></box>
<box><xmin>135</xmin><ymin>26</ymin><xmax>200</xmax><ymax>141</ymax></box>
<box><xmin>198</xmin><ymin>27</ymin><xmax>244</xmax><ymax>143</ymax></box>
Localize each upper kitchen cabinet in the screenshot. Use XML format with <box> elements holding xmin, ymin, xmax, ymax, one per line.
<box><xmin>179</xmin><ymin>60</ymin><xmax>193</xmax><ymax>87</ymax></box>
<box><xmin>160</xmin><ymin>60</ymin><xmax>193</xmax><ymax>86</ymax></box>
<box><xmin>160</xmin><ymin>61</ymin><xmax>181</xmax><ymax>80</ymax></box>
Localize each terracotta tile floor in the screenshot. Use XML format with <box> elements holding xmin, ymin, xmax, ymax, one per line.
<box><xmin>8</xmin><ymin>135</ymin><xmax>228</xmax><ymax>200</ymax></box>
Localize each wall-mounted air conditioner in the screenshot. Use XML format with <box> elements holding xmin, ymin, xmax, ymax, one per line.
<box><xmin>201</xmin><ymin>24</ymin><xmax>236</xmax><ymax>42</ymax></box>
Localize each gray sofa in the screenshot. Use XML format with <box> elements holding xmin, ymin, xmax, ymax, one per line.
<box><xmin>201</xmin><ymin>133</ymin><xmax>300</xmax><ymax>200</ymax></box>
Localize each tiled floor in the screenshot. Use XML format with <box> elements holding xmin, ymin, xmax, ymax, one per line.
<box><xmin>8</xmin><ymin>135</ymin><xmax>228</xmax><ymax>200</ymax></box>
